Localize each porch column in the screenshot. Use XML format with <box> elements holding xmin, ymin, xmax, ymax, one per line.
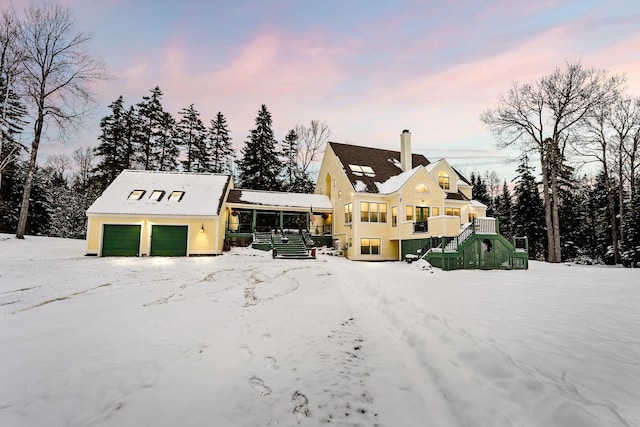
<box><xmin>251</xmin><ymin>209</ymin><xmax>257</xmax><ymax>233</ymax></box>
<box><xmin>279</xmin><ymin>211</ymin><xmax>283</xmax><ymax>230</ymax></box>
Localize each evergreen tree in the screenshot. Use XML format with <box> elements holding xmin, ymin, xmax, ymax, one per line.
<box><xmin>93</xmin><ymin>96</ymin><xmax>133</xmax><ymax>190</ymax></box>
<box><xmin>177</xmin><ymin>104</ymin><xmax>206</xmax><ymax>172</ymax></box>
<box><xmin>585</xmin><ymin>171</ymin><xmax>619</xmax><ymax>263</ymax></box>
<box><xmin>1</xmin><ymin>161</ymin><xmax>50</xmax><ymax>235</ymax></box>
<box><xmin>135</xmin><ymin>86</ymin><xmax>165</xmax><ymax>170</ymax></box>
<box><xmin>511</xmin><ymin>155</ymin><xmax>546</xmax><ymax>260</ymax></box>
<box><xmin>621</xmin><ymin>186</ymin><xmax>640</xmax><ymax>267</ymax></box>
<box><xmin>470</xmin><ymin>172</ymin><xmax>493</xmax><ymax>216</ymax></box>
<box><xmin>495</xmin><ymin>180</ymin><xmax>513</xmax><ymax>239</ymax></box>
<box><xmin>281</xmin><ymin>129</ymin><xmax>298</xmax><ymax>190</ymax></box>
<box><xmin>209</xmin><ymin>112</ymin><xmax>234</xmax><ymax>174</ymax></box>
<box><xmin>238</xmin><ymin>104</ymin><xmax>282</xmax><ymax>190</ymax></box>
<box><xmin>155</xmin><ymin>111</ymin><xmax>179</xmax><ymax>171</ymax></box>
<box><xmin>0</xmin><ymin>76</ymin><xmax>27</xmax><ymax>225</ymax></box>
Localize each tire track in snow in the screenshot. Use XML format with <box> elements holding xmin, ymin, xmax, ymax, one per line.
<box><xmin>339</xmin><ymin>262</ymin><xmax>631</xmax><ymax>427</ymax></box>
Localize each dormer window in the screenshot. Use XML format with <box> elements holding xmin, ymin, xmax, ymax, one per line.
<box><xmin>168</xmin><ymin>191</ymin><xmax>185</xmax><ymax>201</ymax></box>
<box><xmin>438</xmin><ymin>171</ymin><xmax>450</xmax><ymax>190</ymax></box>
<box><xmin>128</xmin><ymin>190</ymin><xmax>145</xmax><ymax>200</ymax></box>
<box><xmin>149</xmin><ymin>190</ymin><xmax>165</xmax><ymax>201</ymax></box>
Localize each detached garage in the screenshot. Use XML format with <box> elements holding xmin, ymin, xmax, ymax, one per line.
<box><xmin>86</xmin><ymin>170</ymin><xmax>232</xmax><ymax>257</ymax></box>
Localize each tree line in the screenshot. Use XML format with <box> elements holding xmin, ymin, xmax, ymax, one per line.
<box><xmin>480</xmin><ymin>61</ymin><xmax>640</xmax><ymax>266</ymax></box>
<box><xmin>94</xmin><ymin>91</ymin><xmax>329</xmax><ymax>194</ymax></box>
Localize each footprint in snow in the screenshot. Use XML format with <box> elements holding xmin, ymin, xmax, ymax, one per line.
<box><xmin>249</xmin><ymin>376</ymin><xmax>272</xmax><ymax>396</ymax></box>
<box><xmin>264</xmin><ymin>356</ymin><xmax>277</xmax><ymax>370</ymax></box>
<box><xmin>292</xmin><ymin>391</ymin><xmax>310</xmax><ymax>417</ymax></box>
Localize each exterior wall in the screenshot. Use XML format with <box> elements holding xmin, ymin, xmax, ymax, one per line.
<box><xmin>315</xmin><ymin>144</ymin><xmax>362</xmax><ymax>251</ymax></box>
<box><xmin>427</xmin><ymin>215</ymin><xmax>462</xmax><ymax>236</ymax></box>
<box><xmin>86</xmin><ymin>214</ymin><xmax>223</xmax><ymax>256</ymax></box>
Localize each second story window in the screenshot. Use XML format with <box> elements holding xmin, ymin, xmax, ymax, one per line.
<box><xmin>360</xmin><ymin>202</ymin><xmax>387</xmax><ymax>223</ymax></box>
<box><xmin>438</xmin><ymin>171</ymin><xmax>450</xmax><ymax>190</ymax></box>
<box><xmin>406</xmin><ymin>205</ymin><xmax>414</xmax><ymax>221</ymax></box>
<box><xmin>344</xmin><ymin>202</ymin><xmax>353</xmax><ymax>224</ymax></box>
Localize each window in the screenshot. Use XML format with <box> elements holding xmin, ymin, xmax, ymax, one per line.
<box><xmin>416</xmin><ymin>206</ymin><xmax>429</xmax><ymax>222</ymax></box>
<box><xmin>360</xmin><ymin>202</ymin><xmax>387</xmax><ymax>222</ymax></box>
<box><xmin>168</xmin><ymin>191</ymin><xmax>185</xmax><ymax>201</ymax></box>
<box><xmin>349</xmin><ymin>164</ymin><xmax>375</xmax><ymax>177</ymax></box>
<box><xmin>391</xmin><ymin>206</ymin><xmax>398</xmax><ymax>227</ymax></box>
<box><xmin>415</xmin><ymin>184</ymin><xmax>429</xmax><ymax>193</ymax></box>
<box><xmin>438</xmin><ymin>171</ymin><xmax>450</xmax><ymax>190</ymax></box>
<box><xmin>406</xmin><ymin>205</ymin><xmax>414</xmax><ymax>221</ymax></box>
<box><xmin>344</xmin><ymin>202</ymin><xmax>353</xmax><ymax>224</ymax></box>
<box><xmin>149</xmin><ymin>190</ymin><xmax>165</xmax><ymax>201</ymax></box>
<box><xmin>445</xmin><ymin>207</ymin><xmax>460</xmax><ymax>216</ymax></box>
<box><xmin>360</xmin><ymin>238</ymin><xmax>381</xmax><ymax>255</ymax></box>
<box><xmin>360</xmin><ymin>202</ymin><xmax>369</xmax><ymax>222</ymax></box>
<box><xmin>469</xmin><ymin>213</ymin><xmax>477</xmax><ymax>223</ymax></box>
<box><xmin>128</xmin><ymin>190</ymin><xmax>145</xmax><ymax>200</ymax></box>
<box><xmin>432</xmin><ymin>207</ymin><xmax>440</xmax><ymax>216</ymax></box>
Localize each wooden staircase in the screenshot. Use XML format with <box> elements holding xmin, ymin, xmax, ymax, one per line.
<box><xmin>272</xmin><ymin>234</ymin><xmax>315</xmax><ymax>259</ymax></box>
<box><xmin>421</xmin><ymin>218</ymin><xmax>528</xmax><ymax>270</ymax></box>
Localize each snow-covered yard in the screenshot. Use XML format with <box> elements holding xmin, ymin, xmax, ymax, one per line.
<box><xmin>1</xmin><ymin>234</ymin><xmax>639</xmax><ymax>427</ymax></box>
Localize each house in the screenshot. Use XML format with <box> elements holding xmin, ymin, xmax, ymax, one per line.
<box><xmin>313</xmin><ymin>130</ymin><xmax>527</xmax><ymax>269</ymax></box>
<box><xmin>86</xmin><ymin>130</ymin><xmax>527</xmax><ymax>269</ymax></box>
<box><xmin>86</xmin><ymin>170</ymin><xmax>232</xmax><ymax>256</ymax></box>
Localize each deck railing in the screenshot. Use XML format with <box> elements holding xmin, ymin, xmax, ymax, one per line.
<box><xmin>413</xmin><ymin>221</ymin><xmax>428</xmax><ymax>233</ymax></box>
<box><xmin>474</xmin><ymin>217</ymin><xmax>498</xmax><ymax>234</ymax></box>
<box><xmin>430</xmin><ymin>217</ymin><xmax>498</xmax><ymax>253</ymax></box>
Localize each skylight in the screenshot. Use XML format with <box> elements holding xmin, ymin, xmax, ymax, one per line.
<box><xmin>349</xmin><ymin>164</ymin><xmax>375</xmax><ymax>177</ymax></box>
<box><xmin>168</xmin><ymin>191</ymin><xmax>185</xmax><ymax>201</ymax></box>
<box><xmin>128</xmin><ymin>190</ymin><xmax>145</xmax><ymax>200</ymax></box>
<box><xmin>149</xmin><ymin>190</ymin><xmax>165</xmax><ymax>201</ymax></box>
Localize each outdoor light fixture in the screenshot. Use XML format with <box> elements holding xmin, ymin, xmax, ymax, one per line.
<box><xmin>200</xmin><ymin>223</ymin><xmax>205</xmax><ymax>233</ymax></box>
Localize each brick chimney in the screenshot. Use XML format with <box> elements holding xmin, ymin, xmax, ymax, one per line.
<box><xmin>401</xmin><ymin>129</ymin><xmax>412</xmax><ymax>171</ymax></box>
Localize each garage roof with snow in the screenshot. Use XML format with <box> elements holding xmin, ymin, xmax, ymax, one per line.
<box><xmin>87</xmin><ymin>170</ymin><xmax>231</xmax><ymax>216</ymax></box>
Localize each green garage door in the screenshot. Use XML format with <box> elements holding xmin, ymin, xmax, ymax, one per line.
<box><xmin>150</xmin><ymin>225</ymin><xmax>188</xmax><ymax>256</ymax></box>
<box><xmin>102</xmin><ymin>224</ymin><xmax>141</xmax><ymax>256</ymax></box>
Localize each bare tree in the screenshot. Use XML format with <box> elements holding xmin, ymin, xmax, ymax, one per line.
<box><xmin>45</xmin><ymin>153</ymin><xmax>72</xmax><ymax>180</ymax></box>
<box><xmin>72</xmin><ymin>146</ymin><xmax>94</xmax><ymax>189</ymax></box>
<box><xmin>15</xmin><ymin>3</ymin><xmax>108</xmax><ymax>239</ymax></box>
<box><xmin>481</xmin><ymin>61</ymin><xmax>622</xmax><ymax>262</ymax></box>
<box><xmin>294</xmin><ymin>120</ymin><xmax>330</xmax><ymax>179</ymax></box>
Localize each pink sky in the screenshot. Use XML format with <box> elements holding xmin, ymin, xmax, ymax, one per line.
<box><xmin>10</xmin><ymin>0</ymin><xmax>640</xmax><ymax>181</ymax></box>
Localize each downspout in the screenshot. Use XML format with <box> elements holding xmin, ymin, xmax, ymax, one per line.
<box><xmin>398</xmin><ymin>195</ymin><xmax>402</xmax><ymax>261</ymax></box>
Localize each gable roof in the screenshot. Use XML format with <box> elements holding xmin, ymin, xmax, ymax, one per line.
<box><xmin>87</xmin><ymin>170</ymin><xmax>231</xmax><ymax>216</ymax></box>
<box><xmin>227</xmin><ymin>189</ymin><xmax>332</xmax><ymax>211</ymax></box>
<box><xmin>329</xmin><ymin>142</ymin><xmax>430</xmax><ymax>194</ymax></box>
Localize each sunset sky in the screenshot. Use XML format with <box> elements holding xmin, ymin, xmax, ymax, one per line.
<box><xmin>11</xmin><ymin>0</ymin><xmax>640</xmax><ymax>181</ymax></box>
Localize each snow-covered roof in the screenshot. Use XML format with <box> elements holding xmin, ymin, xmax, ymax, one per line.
<box><xmin>374</xmin><ymin>166</ymin><xmax>421</xmax><ymax>194</ymax></box>
<box><xmin>469</xmin><ymin>199</ymin><xmax>488</xmax><ymax>209</ymax></box>
<box><xmin>227</xmin><ymin>189</ymin><xmax>332</xmax><ymax>211</ymax></box>
<box><xmin>87</xmin><ymin>170</ymin><xmax>231</xmax><ymax>216</ymax></box>
<box><xmin>329</xmin><ymin>142</ymin><xmax>430</xmax><ymax>194</ymax></box>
